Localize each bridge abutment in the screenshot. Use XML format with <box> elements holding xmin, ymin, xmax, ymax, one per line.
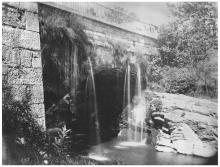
<box><xmin>2</xmin><ymin>2</ymin><xmax>45</xmax><ymax>129</ymax></box>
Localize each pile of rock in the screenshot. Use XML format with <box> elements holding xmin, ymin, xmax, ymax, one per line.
<box><xmin>145</xmin><ymin>90</ymin><xmax>218</xmax><ymax>158</ymax></box>
<box><xmin>155</xmin><ymin>123</ymin><xmax>216</xmax><ymax>157</ymax></box>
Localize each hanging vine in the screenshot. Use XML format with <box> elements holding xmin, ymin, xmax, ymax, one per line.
<box><xmin>38</xmin><ymin>4</ymin><xmax>95</xmax><ymax>134</ymax></box>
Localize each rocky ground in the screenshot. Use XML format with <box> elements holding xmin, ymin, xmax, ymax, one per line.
<box><xmin>145</xmin><ymin>90</ymin><xmax>218</xmax><ymax>158</ymax></box>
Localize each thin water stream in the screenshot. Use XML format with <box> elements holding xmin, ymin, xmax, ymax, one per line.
<box><xmin>86</xmin><ymin>57</ymin><xmax>101</xmax><ymax>146</ymax></box>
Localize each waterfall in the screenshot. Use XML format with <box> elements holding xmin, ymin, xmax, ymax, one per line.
<box><xmin>136</xmin><ymin>63</ymin><xmax>142</xmax><ymax>99</ymax></box>
<box><xmin>123</xmin><ymin>62</ymin><xmax>146</xmax><ymax>143</ymax></box>
<box><xmin>123</xmin><ymin>63</ymin><xmax>132</xmax><ymax>140</ymax></box>
<box><xmin>134</xmin><ymin>63</ymin><xmax>146</xmax><ymax>142</ymax></box>
<box><xmin>86</xmin><ymin>57</ymin><xmax>101</xmax><ymax>145</ymax></box>
<box><xmin>127</xmin><ymin>64</ymin><xmax>132</xmax><ymax>140</ymax></box>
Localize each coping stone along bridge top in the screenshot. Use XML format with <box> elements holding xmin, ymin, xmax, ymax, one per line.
<box><xmin>40</xmin><ymin>2</ymin><xmax>158</xmax><ymax>39</ymax></box>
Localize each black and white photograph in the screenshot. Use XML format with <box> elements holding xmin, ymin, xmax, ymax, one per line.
<box><xmin>2</xmin><ymin>1</ymin><xmax>218</xmax><ymax>165</ymax></box>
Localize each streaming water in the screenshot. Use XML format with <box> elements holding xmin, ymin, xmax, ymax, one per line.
<box><xmin>133</xmin><ymin>63</ymin><xmax>146</xmax><ymax>142</ymax></box>
<box><xmin>123</xmin><ymin>62</ymin><xmax>146</xmax><ymax>142</ymax></box>
<box><xmin>136</xmin><ymin>63</ymin><xmax>142</xmax><ymax>98</ymax></box>
<box><xmin>123</xmin><ymin>63</ymin><xmax>132</xmax><ymax>140</ymax></box>
<box><xmin>87</xmin><ymin>57</ymin><xmax>101</xmax><ymax>146</ymax></box>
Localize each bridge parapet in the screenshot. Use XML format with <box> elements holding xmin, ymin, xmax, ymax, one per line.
<box><xmin>41</xmin><ymin>2</ymin><xmax>158</xmax><ymax>39</ymax></box>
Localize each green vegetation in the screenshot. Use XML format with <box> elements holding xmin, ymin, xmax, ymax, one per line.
<box><xmin>151</xmin><ymin>2</ymin><xmax>217</xmax><ymax>98</ymax></box>
<box><xmin>3</xmin><ymin>88</ymin><xmax>45</xmax><ymax>164</ymax></box>
<box><xmin>3</xmin><ymin>78</ymin><xmax>73</xmax><ymax>164</ymax></box>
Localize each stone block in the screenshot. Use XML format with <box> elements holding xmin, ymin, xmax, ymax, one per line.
<box><xmin>30</xmin><ymin>103</ymin><xmax>45</xmax><ymax>118</ymax></box>
<box><xmin>8</xmin><ymin>84</ymin><xmax>44</xmax><ymax>104</ymax></box>
<box><xmin>2</xmin><ymin>26</ymin><xmax>21</xmax><ymax>46</ymax></box>
<box><xmin>19</xmin><ymin>29</ymin><xmax>41</xmax><ymax>51</ymax></box>
<box><xmin>25</xmin><ymin>11</ymin><xmax>39</xmax><ymax>32</ymax></box>
<box><xmin>5</xmin><ymin>67</ymin><xmax>43</xmax><ymax>85</ymax></box>
<box><xmin>20</xmin><ymin>49</ymin><xmax>33</xmax><ymax>67</ymax></box>
<box><xmin>19</xmin><ymin>68</ymin><xmax>43</xmax><ymax>85</ymax></box>
<box><xmin>3</xmin><ymin>84</ymin><xmax>43</xmax><ymax>104</ymax></box>
<box><xmin>20</xmin><ymin>2</ymin><xmax>38</xmax><ymax>13</ymax></box>
<box><xmin>2</xmin><ymin>5</ymin><xmax>26</xmax><ymax>28</ymax></box>
<box><xmin>5</xmin><ymin>67</ymin><xmax>21</xmax><ymax>84</ymax></box>
<box><xmin>32</xmin><ymin>52</ymin><xmax>42</xmax><ymax>68</ymax></box>
<box><xmin>2</xmin><ymin>45</ymin><xmax>20</xmax><ymax>67</ymax></box>
<box><xmin>29</xmin><ymin>85</ymin><xmax>44</xmax><ymax>104</ymax></box>
<box><xmin>3</xmin><ymin>2</ymin><xmax>38</xmax><ymax>13</ymax></box>
<box><xmin>10</xmin><ymin>84</ymin><xmax>29</xmax><ymax>102</ymax></box>
<box><xmin>3</xmin><ymin>25</ymin><xmax>40</xmax><ymax>50</ymax></box>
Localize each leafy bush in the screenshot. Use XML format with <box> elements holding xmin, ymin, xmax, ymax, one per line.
<box><xmin>193</xmin><ymin>49</ymin><xmax>218</xmax><ymax>98</ymax></box>
<box><xmin>156</xmin><ymin>2</ymin><xmax>217</xmax><ymax>99</ymax></box>
<box><xmin>2</xmin><ymin>83</ymin><xmax>73</xmax><ymax>164</ymax></box>
<box><xmin>162</xmin><ymin>67</ymin><xmax>196</xmax><ymax>94</ymax></box>
<box><xmin>3</xmin><ymin>86</ymin><xmax>46</xmax><ymax>164</ymax></box>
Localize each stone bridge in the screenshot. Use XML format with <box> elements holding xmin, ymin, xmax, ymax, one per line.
<box><xmin>2</xmin><ymin>2</ymin><xmax>158</xmax><ymax>129</ymax></box>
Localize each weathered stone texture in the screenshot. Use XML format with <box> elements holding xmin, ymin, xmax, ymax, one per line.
<box><xmin>81</xmin><ymin>16</ymin><xmax>158</xmax><ymax>47</ymax></box>
<box><xmin>2</xmin><ymin>6</ymin><xmax>26</xmax><ymax>28</ymax></box>
<box><xmin>9</xmin><ymin>84</ymin><xmax>44</xmax><ymax>104</ymax></box>
<box><xmin>29</xmin><ymin>85</ymin><xmax>44</xmax><ymax>104</ymax></box>
<box><xmin>2</xmin><ymin>26</ymin><xmax>21</xmax><ymax>46</ymax></box>
<box><xmin>2</xmin><ymin>45</ymin><xmax>20</xmax><ymax>67</ymax></box>
<box><xmin>2</xmin><ymin>26</ymin><xmax>40</xmax><ymax>50</ymax></box>
<box><xmin>18</xmin><ymin>29</ymin><xmax>41</xmax><ymax>50</ymax></box>
<box><xmin>5</xmin><ymin>67</ymin><xmax>43</xmax><ymax>85</ymax></box>
<box><xmin>19</xmin><ymin>68</ymin><xmax>43</xmax><ymax>85</ymax></box>
<box><xmin>30</xmin><ymin>104</ymin><xmax>45</xmax><ymax>118</ymax></box>
<box><xmin>20</xmin><ymin>49</ymin><xmax>33</xmax><ymax>67</ymax></box>
<box><xmin>3</xmin><ymin>67</ymin><xmax>20</xmax><ymax>85</ymax></box>
<box><xmin>32</xmin><ymin>52</ymin><xmax>42</xmax><ymax>68</ymax></box>
<box><xmin>85</xmin><ymin>28</ymin><xmax>158</xmax><ymax>57</ymax></box>
<box><xmin>2</xmin><ymin>46</ymin><xmax>42</xmax><ymax>68</ymax></box>
<box><xmin>3</xmin><ymin>2</ymin><xmax>38</xmax><ymax>13</ymax></box>
<box><xmin>2</xmin><ymin>3</ymin><xmax>45</xmax><ymax>129</ymax></box>
<box><xmin>10</xmin><ymin>84</ymin><xmax>28</xmax><ymax>102</ymax></box>
<box><xmin>25</xmin><ymin>11</ymin><xmax>39</xmax><ymax>32</ymax></box>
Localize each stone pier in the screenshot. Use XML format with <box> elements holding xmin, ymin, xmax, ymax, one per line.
<box><xmin>2</xmin><ymin>2</ymin><xmax>45</xmax><ymax>129</ymax></box>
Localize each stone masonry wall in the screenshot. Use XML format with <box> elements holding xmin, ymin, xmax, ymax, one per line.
<box><xmin>38</xmin><ymin>4</ymin><xmax>158</xmax><ymax>71</ymax></box>
<box><xmin>82</xmin><ymin>17</ymin><xmax>158</xmax><ymax>68</ymax></box>
<box><xmin>2</xmin><ymin>2</ymin><xmax>45</xmax><ymax>129</ymax></box>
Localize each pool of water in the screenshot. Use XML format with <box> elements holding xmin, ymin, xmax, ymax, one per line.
<box><xmin>85</xmin><ymin>137</ymin><xmax>211</xmax><ymax>165</ymax></box>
